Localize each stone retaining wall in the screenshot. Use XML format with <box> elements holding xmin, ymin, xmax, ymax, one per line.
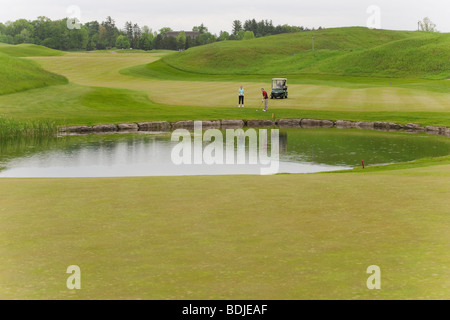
<box><xmin>59</xmin><ymin>119</ymin><xmax>450</xmax><ymax>137</ymax></box>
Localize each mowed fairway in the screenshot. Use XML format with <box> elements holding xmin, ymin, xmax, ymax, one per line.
<box><xmin>0</xmin><ymin>50</ymin><xmax>447</xmax><ymax>127</ymax></box>
<box><xmin>30</xmin><ymin>51</ymin><xmax>450</xmax><ymax>112</ymax></box>
<box><xmin>1</xmin><ymin>162</ymin><xmax>450</xmax><ymax>300</ymax></box>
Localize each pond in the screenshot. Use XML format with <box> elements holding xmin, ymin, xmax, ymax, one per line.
<box><xmin>0</xmin><ymin>128</ymin><xmax>449</xmax><ymax>177</ymax></box>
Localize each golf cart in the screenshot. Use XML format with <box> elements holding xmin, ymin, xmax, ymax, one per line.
<box><xmin>270</xmin><ymin>78</ymin><xmax>288</xmax><ymax>99</ymax></box>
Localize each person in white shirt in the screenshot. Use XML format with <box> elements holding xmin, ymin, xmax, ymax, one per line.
<box><xmin>238</xmin><ymin>86</ymin><xmax>244</xmax><ymax>108</ymax></box>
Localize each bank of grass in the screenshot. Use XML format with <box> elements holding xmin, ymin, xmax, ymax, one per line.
<box><xmin>0</xmin><ymin>52</ymin><xmax>67</xmax><ymax>95</ymax></box>
<box><xmin>0</xmin><ymin>161</ymin><xmax>449</xmax><ymax>299</ymax></box>
<box><xmin>0</xmin><ymin>43</ymin><xmax>65</xmax><ymax>57</ymax></box>
<box><xmin>123</xmin><ymin>59</ymin><xmax>450</xmax><ymax>94</ymax></box>
<box><xmin>334</xmin><ymin>154</ymin><xmax>450</xmax><ymax>173</ymax></box>
<box><xmin>163</xmin><ymin>27</ymin><xmax>417</xmax><ymax>75</ymax></box>
<box><xmin>312</xmin><ymin>34</ymin><xmax>450</xmax><ymax>79</ymax></box>
<box><xmin>163</xmin><ymin>27</ymin><xmax>450</xmax><ymax>80</ymax></box>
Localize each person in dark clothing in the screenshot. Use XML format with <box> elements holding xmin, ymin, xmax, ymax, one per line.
<box><xmin>261</xmin><ymin>88</ymin><xmax>269</xmax><ymax>111</ymax></box>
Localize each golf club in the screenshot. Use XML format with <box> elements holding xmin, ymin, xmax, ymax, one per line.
<box><xmin>256</xmin><ymin>99</ymin><xmax>263</xmax><ymax>111</ymax></box>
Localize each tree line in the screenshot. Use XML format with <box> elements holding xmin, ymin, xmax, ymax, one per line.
<box><xmin>0</xmin><ymin>16</ymin><xmax>319</xmax><ymax>51</ymax></box>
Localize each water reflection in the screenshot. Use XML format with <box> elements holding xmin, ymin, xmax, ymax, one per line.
<box><xmin>0</xmin><ymin>129</ymin><xmax>448</xmax><ymax>177</ymax></box>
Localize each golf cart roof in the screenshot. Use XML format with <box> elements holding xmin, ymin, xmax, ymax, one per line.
<box><xmin>272</xmin><ymin>78</ymin><xmax>287</xmax><ymax>81</ymax></box>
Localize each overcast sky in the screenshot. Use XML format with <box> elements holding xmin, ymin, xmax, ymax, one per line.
<box><xmin>1</xmin><ymin>0</ymin><xmax>449</xmax><ymax>34</ymax></box>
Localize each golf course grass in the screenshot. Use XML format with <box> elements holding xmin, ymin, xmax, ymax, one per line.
<box><xmin>0</xmin><ymin>43</ymin><xmax>65</xmax><ymax>57</ymax></box>
<box><xmin>0</xmin><ymin>27</ymin><xmax>449</xmax><ymax>299</ymax></box>
<box><xmin>0</xmin><ymin>52</ymin><xmax>67</xmax><ymax>95</ymax></box>
<box><xmin>0</xmin><ymin>49</ymin><xmax>446</xmax><ymax>127</ymax></box>
<box><xmin>162</xmin><ymin>27</ymin><xmax>450</xmax><ymax>79</ymax></box>
<box><xmin>1</xmin><ymin>163</ymin><xmax>449</xmax><ymax>299</ymax></box>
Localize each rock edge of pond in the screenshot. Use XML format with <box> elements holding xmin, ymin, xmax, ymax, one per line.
<box><xmin>59</xmin><ymin>119</ymin><xmax>450</xmax><ymax>137</ymax></box>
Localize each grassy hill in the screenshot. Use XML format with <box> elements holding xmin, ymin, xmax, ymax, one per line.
<box><xmin>311</xmin><ymin>34</ymin><xmax>450</xmax><ymax>79</ymax></box>
<box><xmin>0</xmin><ymin>43</ymin><xmax>65</xmax><ymax>57</ymax></box>
<box><xmin>162</xmin><ymin>27</ymin><xmax>450</xmax><ymax>79</ymax></box>
<box><xmin>0</xmin><ymin>52</ymin><xmax>67</xmax><ymax>95</ymax></box>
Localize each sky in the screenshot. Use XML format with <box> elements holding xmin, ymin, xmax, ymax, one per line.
<box><xmin>1</xmin><ymin>0</ymin><xmax>449</xmax><ymax>34</ymax></box>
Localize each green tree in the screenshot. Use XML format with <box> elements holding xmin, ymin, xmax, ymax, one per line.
<box><xmin>141</xmin><ymin>25</ymin><xmax>151</xmax><ymax>35</ymax></box>
<box><xmin>31</xmin><ymin>16</ymin><xmax>52</xmax><ymax>45</ymax></box>
<box><xmin>139</xmin><ymin>25</ymin><xmax>154</xmax><ymax>50</ymax></box>
<box><xmin>87</xmin><ymin>34</ymin><xmax>98</xmax><ymax>51</ymax></box>
<box><xmin>16</xmin><ymin>28</ymin><xmax>33</xmax><ymax>43</ymax></box>
<box><xmin>0</xmin><ymin>21</ymin><xmax>8</xmax><ymax>43</ymax></box>
<box><xmin>138</xmin><ymin>32</ymin><xmax>153</xmax><ymax>50</ymax></box>
<box><xmin>132</xmin><ymin>23</ymin><xmax>141</xmax><ymax>48</ymax></box>
<box><xmin>0</xmin><ymin>34</ymin><xmax>13</xmax><ymax>44</ymax></box>
<box><xmin>176</xmin><ymin>31</ymin><xmax>186</xmax><ymax>50</ymax></box>
<box><xmin>185</xmin><ymin>36</ymin><xmax>193</xmax><ymax>49</ymax></box>
<box><xmin>115</xmin><ymin>35</ymin><xmax>130</xmax><ymax>49</ymax></box>
<box><xmin>6</xmin><ymin>19</ymin><xmax>34</xmax><ymax>44</ymax></box>
<box><xmin>58</xmin><ymin>19</ymin><xmax>71</xmax><ymax>50</ymax></box>
<box><xmin>61</xmin><ymin>19</ymin><xmax>89</xmax><ymax>50</ymax></box>
<box><xmin>5</xmin><ymin>19</ymin><xmax>32</xmax><ymax>36</ymax></box>
<box><xmin>75</xmin><ymin>26</ymin><xmax>89</xmax><ymax>49</ymax></box>
<box><xmin>125</xmin><ymin>21</ymin><xmax>133</xmax><ymax>44</ymax></box>
<box><xmin>85</xmin><ymin>21</ymin><xmax>100</xmax><ymax>37</ymax></box>
<box><xmin>243</xmin><ymin>30</ymin><xmax>255</xmax><ymax>40</ymax></box>
<box><xmin>41</xmin><ymin>37</ymin><xmax>57</xmax><ymax>48</ymax></box>
<box><xmin>193</xmin><ymin>23</ymin><xmax>208</xmax><ymax>34</ymax></box>
<box><xmin>243</xmin><ymin>19</ymin><xmax>258</xmax><ymax>35</ymax></box>
<box><xmin>153</xmin><ymin>34</ymin><xmax>163</xmax><ymax>49</ymax></box>
<box><xmin>196</xmin><ymin>32</ymin><xmax>216</xmax><ymax>45</ymax></box>
<box><xmin>84</xmin><ymin>21</ymin><xmax>100</xmax><ymax>50</ymax></box>
<box><xmin>102</xmin><ymin>16</ymin><xmax>118</xmax><ymax>48</ymax></box>
<box><xmin>218</xmin><ymin>31</ymin><xmax>229</xmax><ymax>41</ymax></box>
<box><xmin>163</xmin><ymin>36</ymin><xmax>177</xmax><ymax>50</ymax></box>
<box><xmin>232</xmin><ymin>20</ymin><xmax>242</xmax><ymax>35</ymax></box>
<box><xmin>159</xmin><ymin>27</ymin><xmax>172</xmax><ymax>36</ymax></box>
<box><xmin>97</xmin><ymin>25</ymin><xmax>108</xmax><ymax>49</ymax></box>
